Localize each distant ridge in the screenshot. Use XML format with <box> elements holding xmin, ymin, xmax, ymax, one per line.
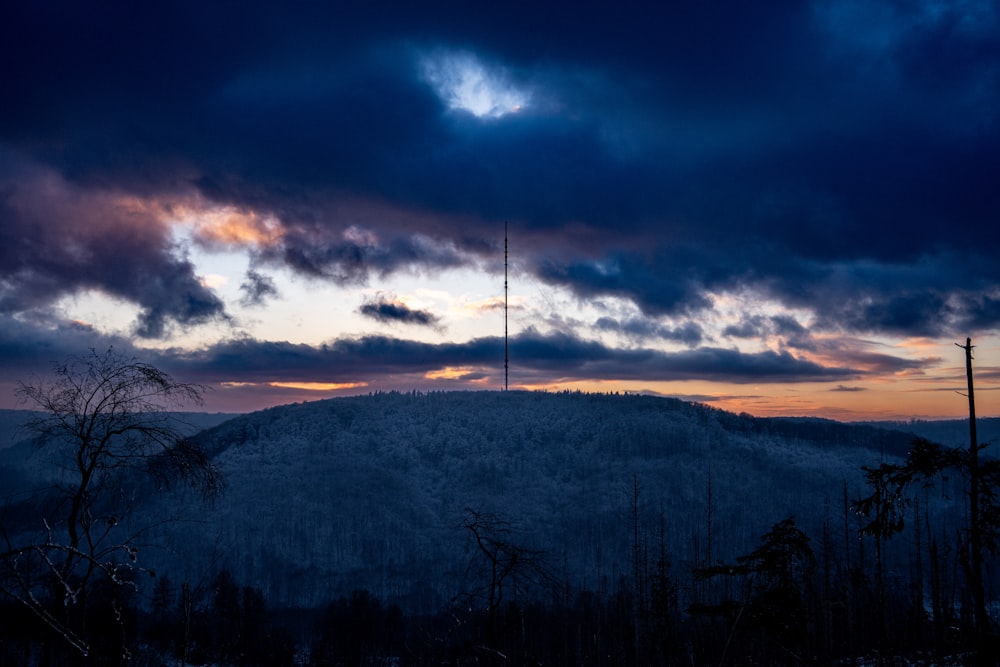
<box><xmin>857</xmin><ymin>417</ymin><xmax>1000</xmax><ymax>449</ymax></box>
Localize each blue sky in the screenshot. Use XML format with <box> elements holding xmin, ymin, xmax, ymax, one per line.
<box><xmin>1</xmin><ymin>1</ymin><xmax>998</xmax><ymax>418</ymax></box>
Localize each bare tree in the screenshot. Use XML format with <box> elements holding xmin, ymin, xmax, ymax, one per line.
<box><xmin>1</xmin><ymin>347</ymin><xmax>221</xmax><ymax>657</ymax></box>
<box><xmin>460</xmin><ymin>508</ymin><xmax>555</xmax><ymax>656</ymax></box>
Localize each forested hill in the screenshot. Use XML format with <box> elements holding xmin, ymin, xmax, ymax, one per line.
<box><xmin>124</xmin><ymin>390</ymin><xmax>926</xmax><ymax>610</ymax></box>
<box><xmin>3</xmin><ymin>391</ymin><xmax>994</xmax><ymax>664</ymax></box>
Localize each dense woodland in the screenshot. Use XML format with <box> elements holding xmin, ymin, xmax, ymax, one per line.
<box><xmin>2</xmin><ymin>388</ymin><xmax>1000</xmax><ymax>665</ymax></box>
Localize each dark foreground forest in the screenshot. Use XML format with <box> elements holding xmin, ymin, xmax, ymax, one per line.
<box><xmin>3</xmin><ymin>384</ymin><xmax>1000</xmax><ymax>665</ymax></box>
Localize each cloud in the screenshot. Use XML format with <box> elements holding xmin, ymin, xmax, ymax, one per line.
<box><xmin>419</xmin><ymin>49</ymin><xmax>529</xmax><ymax>118</ymax></box>
<box><xmin>160</xmin><ymin>329</ymin><xmax>857</xmax><ymax>388</ymax></box>
<box><xmin>359</xmin><ymin>294</ymin><xmax>442</xmax><ymax>328</ymax></box>
<box><xmin>803</xmin><ymin>336</ymin><xmax>940</xmax><ymax>375</ymax></box>
<box><xmin>806</xmin><ymin>281</ymin><xmax>1000</xmax><ymax>339</ymax></box>
<box><xmin>189</xmin><ymin>207</ymin><xmax>284</xmax><ymax>251</ymax></box>
<box><xmin>0</xmin><ymin>312</ymin><xmax>148</xmax><ymax>402</ymax></box>
<box><xmin>595</xmin><ymin>316</ymin><xmax>703</xmax><ymax>347</ymax></box>
<box><xmin>239</xmin><ymin>270</ymin><xmax>279</xmax><ymax>308</ymax></box>
<box><xmin>0</xmin><ymin>157</ymin><xmax>228</xmax><ymax>338</ymax></box>
<box><xmin>537</xmin><ymin>251</ymin><xmax>713</xmax><ymax>318</ymax></box>
<box><xmin>267</xmin><ymin>225</ymin><xmax>467</xmax><ymax>286</ymax></box>
<box><xmin>2</xmin><ymin>0</ymin><xmax>1000</xmax><ymax>405</ymax></box>
<box><xmin>723</xmin><ymin>316</ymin><xmax>767</xmax><ymax>340</ymax></box>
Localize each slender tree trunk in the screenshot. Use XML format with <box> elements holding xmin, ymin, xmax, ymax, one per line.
<box><xmin>706</xmin><ymin>466</ymin><xmax>714</xmax><ymax>567</ymax></box>
<box><xmin>488</xmin><ymin>553</ymin><xmax>499</xmax><ymax>649</ymax></box>
<box><xmin>929</xmin><ymin>533</ymin><xmax>944</xmax><ymax>644</ymax></box>
<box><xmin>911</xmin><ymin>495</ymin><xmax>925</xmax><ymax>651</ymax></box>
<box><xmin>959</xmin><ymin>338</ymin><xmax>991</xmax><ymax>656</ymax></box>
<box><xmin>842</xmin><ymin>480</ymin><xmax>855</xmax><ymax>659</ymax></box>
<box><xmin>182</xmin><ymin>581</ymin><xmax>192</xmax><ymax>667</ymax></box>
<box><xmin>821</xmin><ymin>504</ymin><xmax>834</xmax><ymax>659</ymax></box>
<box><xmin>875</xmin><ymin>531</ymin><xmax>886</xmax><ymax>667</ymax></box>
<box><xmin>842</xmin><ymin>481</ymin><xmax>852</xmax><ymax>574</ymax></box>
<box><xmin>632</xmin><ymin>475</ymin><xmax>642</xmax><ymax>664</ymax></box>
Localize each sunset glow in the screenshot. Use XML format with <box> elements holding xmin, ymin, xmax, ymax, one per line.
<box><xmin>267</xmin><ymin>381</ymin><xmax>370</xmax><ymax>392</ymax></box>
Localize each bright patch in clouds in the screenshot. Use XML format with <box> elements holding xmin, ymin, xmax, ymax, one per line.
<box><xmin>201</xmin><ymin>274</ymin><xmax>229</xmax><ymax>289</ymax></box>
<box><xmin>221</xmin><ymin>381</ymin><xmax>369</xmax><ymax>391</ymax></box>
<box><xmin>54</xmin><ymin>290</ymin><xmax>141</xmax><ymax>335</ymax></box>
<box><xmin>168</xmin><ymin>203</ymin><xmax>284</xmax><ymax>250</ymax></box>
<box><xmin>269</xmin><ymin>381</ymin><xmax>369</xmax><ymax>391</ymax></box>
<box><xmin>420</xmin><ymin>50</ymin><xmax>529</xmax><ymax>118</ymax></box>
<box><xmin>425</xmin><ymin>366</ymin><xmax>482</xmax><ymax>380</ymax></box>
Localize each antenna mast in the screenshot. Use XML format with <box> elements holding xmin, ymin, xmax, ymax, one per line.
<box><xmin>504</xmin><ymin>221</ymin><xmax>509</xmax><ymax>392</ymax></box>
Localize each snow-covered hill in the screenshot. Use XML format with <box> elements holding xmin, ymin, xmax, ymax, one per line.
<box><xmin>103</xmin><ymin>390</ymin><xmax>924</xmax><ymax>610</ymax></box>
<box><xmin>6</xmin><ymin>392</ymin><xmax>975</xmax><ymax>613</ymax></box>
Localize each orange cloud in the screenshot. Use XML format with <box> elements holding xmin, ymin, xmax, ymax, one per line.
<box><xmin>268</xmin><ymin>381</ymin><xmax>368</xmax><ymax>391</ymax></box>
<box><xmin>189</xmin><ymin>209</ymin><xmax>284</xmax><ymax>249</ymax></box>
<box><xmin>425</xmin><ymin>366</ymin><xmax>485</xmax><ymax>381</ymax></box>
<box><xmin>221</xmin><ymin>381</ymin><xmax>368</xmax><ymax>391</ymax></box>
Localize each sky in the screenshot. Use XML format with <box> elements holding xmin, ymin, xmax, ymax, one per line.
<box><xmin>1</xmin><ymin>1</ymin><xmax>999</xmax><ymax>420</ymax></box>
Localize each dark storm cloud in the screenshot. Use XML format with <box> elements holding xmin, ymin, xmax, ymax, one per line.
<box><xmin>830</xmin><ymin>292</ymin><xmax>952</xmax><ymax>337</ymax></box>
<box><xmin>0</xmin><ymin>314</ymin><xmax>113</xmax><ymax>375</ymax></box>
<box><xmin>771</xmin><ymin>316</ymin><xmax>807</xmax><ymax>338</ymax></box>
<box><xmin>595</xmin><ymin>316</ymin><xmax>703</xmax><ymax>347</ymax></box>
<box><xmin>2</xmin><ymin>1</ymin><xmax>999</xmax><ymax>341</ymax></box>
<box><xmin>239</xmin><ymin>270</ymin><xmax>279</xmax><ymax>308</ymax></box>
<box><xmin>0</xmin><ymin>159</ymin><xmax>228</xmax><ymax>338</ymax></box>
<box><xmin>723</xmin><ymin>317</ymin><xmax>767</xmax><ymax>340</ymax></box>
<box><xmin>132</xmin><ymin>262</ymin><xmax>229</xmax><ymax>339</ymax></box>
<box><xmin>769</xmin><ymin>316</ymin><xmax>815</xmax><ymax>350</ymax></box>
<box><xmin>633</xmin><ymin>346</ymin><xmax>855</xmax><ymax>383</ymax></box>
<box><xmin>272</xmin><ymin>226</ymin><xmax>465</xmax><ymax>285</ymax></box>
<box><xmin>809</xmin><ymin>284</ymin><xmax>1000</xmax><ymax>339</ymax></box>
<box><xmin>723</xmin><ymin>315</ymin><xmax>812</xmax><ymax>348</ymax></box>
<box><xmin>359</xmin><ymin>296</ymin><xmax>441</xmax><ymax>328</ymax></box>
<box><xmin>0</xmin><ymin>313</ymin><xmax>147</xmax><ymax>401</ymax></box>
<box><xmin>720</xmin><ymin>316</ymin><xmax>935</xmax><ymax>375</ymax></box>
<box><xmin>167</xmin><ymin>329</ymin><xmax>856</xmax><ymax>386</ymax></box>
<box><xmin>537</xmin><ymin>251</ymin><xmax>713</xmax><ymax>317</ymax></box>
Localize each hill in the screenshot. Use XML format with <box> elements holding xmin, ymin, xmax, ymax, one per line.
<box><xmin>859</xmin><ymin>417</ymin><xmax>1000</xmax><ymax>449</ymax></box>
<box><xmin>0</xmin><ymin>410</ymin><xmax>237</xmax><ymax>498</ymax></box>
<box><xmin>115</xmin><ymin>391</ymin><xmax>926</xmax><ymax>610</ymax></box>
<box><xmin>0</xmin><ymin>410</ymin><xmax>39</xmax><ymax>451</ymax></box>
<box><xmin>4</xmin><ymin>392</ymin><xmax>994</xmax><ymax>664</ymax></box>
<box><xmin>0</xmin><ymin>409</ymin><xmax>237</xmax><ymax>450</ymax></box>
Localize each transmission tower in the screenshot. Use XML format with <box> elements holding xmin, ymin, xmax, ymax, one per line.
<box><xmin>504</xmin><ymin>221</ymin><xmax>509</xmax><ymax>392</ymax></box>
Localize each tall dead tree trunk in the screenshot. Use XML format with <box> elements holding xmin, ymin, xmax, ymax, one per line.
<box><xmin>631</xmin><ymin>475</ymin><xmax>643</xmax><ymax>664</ymax></box>
<box><xmin>854</xmin><ymin>338</ymin><xmax>995</xmax><ymax>661</ymax></box>
<box><xmin>958</xmin><ymin>338</ymin><xmax>990</xmax><ymax>643</ymax></box>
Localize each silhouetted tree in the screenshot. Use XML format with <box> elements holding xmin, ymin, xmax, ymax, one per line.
<box><xmin>312</xmin><ymin>589</ymin><xmax>404</xmax><ymax>667</ymax></box>
<box><xmin>693</xmin><ymin>517</ymin><xmax>816</xmax><ymax>665</ymax></box>
<box><xmin>0</xmin><ymin>347</ymin><xmax>221</xmax><ymax>659</ymax></box>
<box><xmin>853</xmin><ymin>338</ymin><xmax>999</xmax><ymax>663</ymax></box>
<box><xmin>211</xmin><ymin>568</ymin><xmax>242</xmax><ymax>662</ymax></box>
<box><xmin>460</xmin><ymin>508</ymin><xmax>555</xmax><ymax>662</ymax></box>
